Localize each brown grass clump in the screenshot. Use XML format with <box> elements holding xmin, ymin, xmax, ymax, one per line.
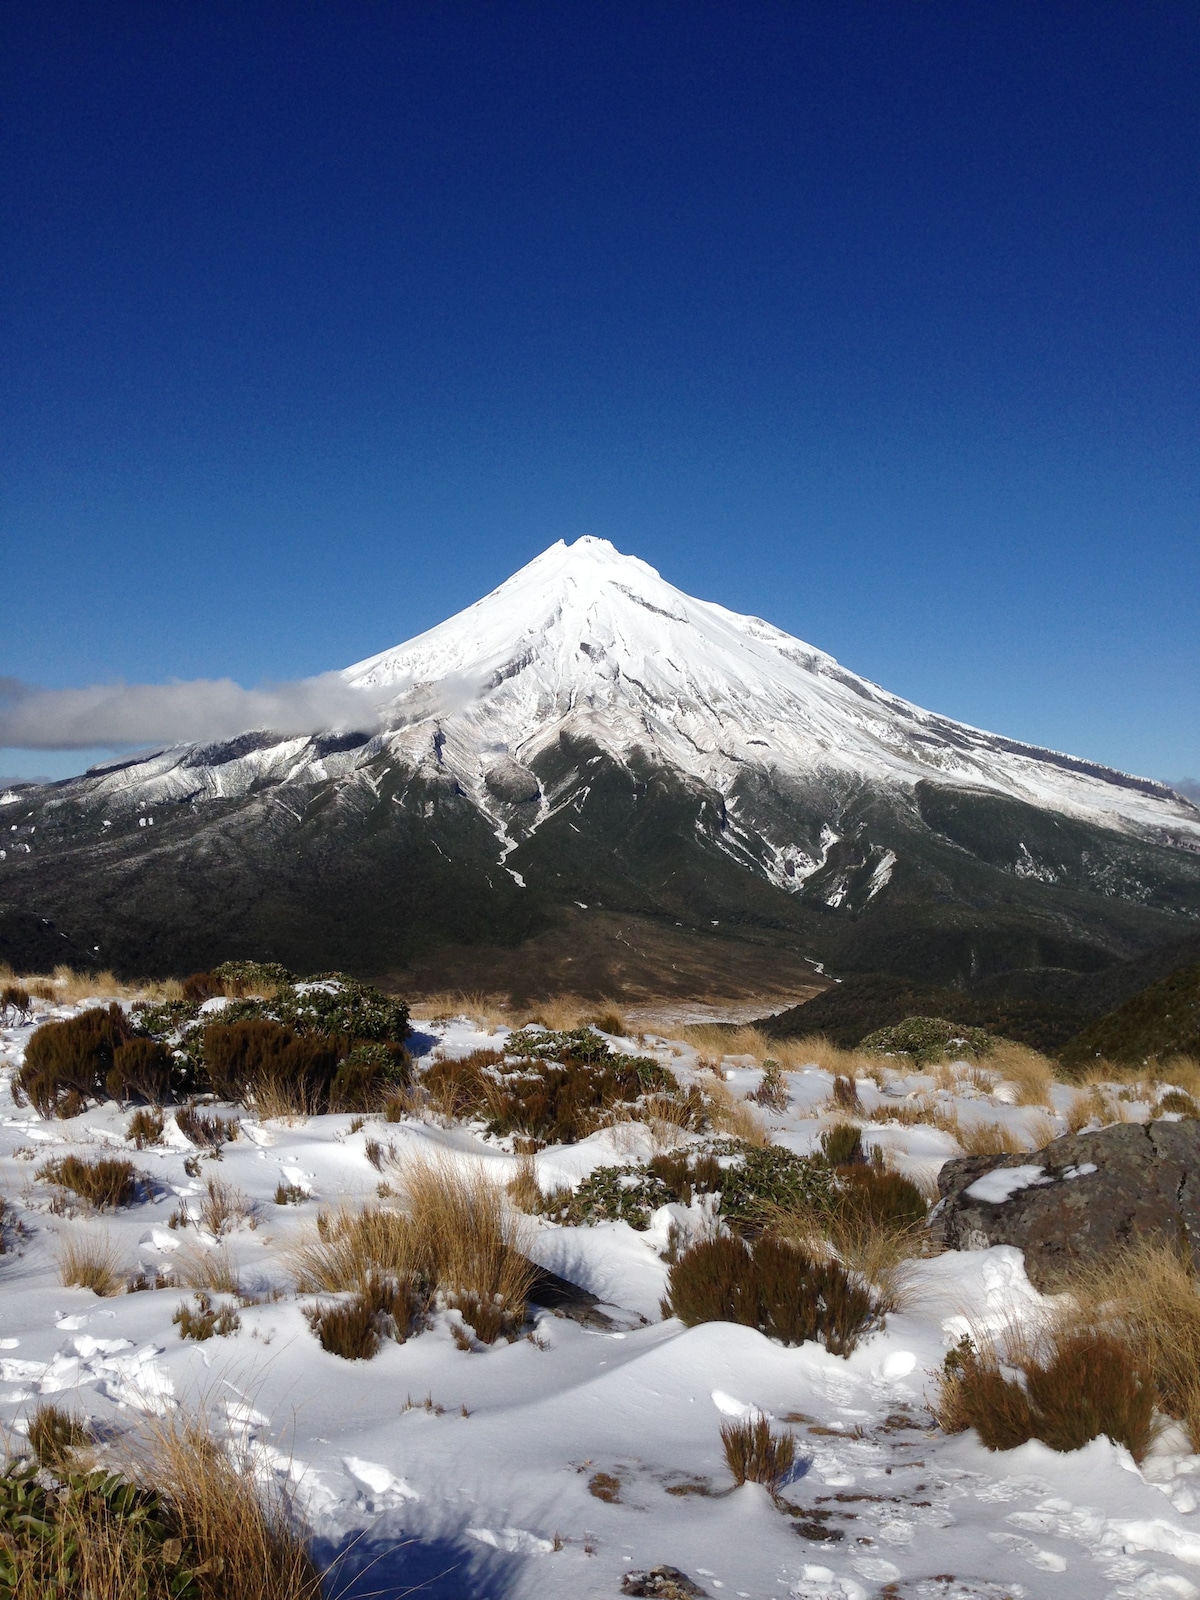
<box><xmin>27</xmin><ymin>1401</ymin><xmax>92</xmax><ymax>1468</ymax></box>
<box><xmin>0</xmin><ymin>1409</ymin><xmax>319</xmax><ymax>1600</ymax></box>
<box><xmin>663</xmin><ymin>1233</ymin><xmax>875</xmax><ymax>1356</ymax></box>
<box><xmin>175</xmin><ymin>1247</ymin><xmax>242</xmax><ymax>1295</ymax></box>
<box><xmin>936</xmin><ymin>1321</ymin><xmax>1157</xmax><ymax>1462</ymax></box>
<box><xmin>401</xmin><ymin>1157</ymin><xmax>537</xmax><ymax>1343</ymax></box>
<box><xmin>17</xmin><ymin>1003</ymin><xmax>134</xmax><ymax>1116</ymax></box>
<box><xmin>198</xmin><ymin>1177</ymin><xmax>254</xmax><ymax>1236</ymax></box>
<box><xmin>941</xmin><ymin>1114</ymin><xmax>1025</xmax><ymax>1156</ymax></box>
<box><xmin>1052</xmin><ymin>1240</ymin><xmax>1200</xmax><ymax>1450</ymax></box>
<box><xmin>127</xmin><ymin>1107</ymin><xmax>165</xmax><ymax>1148</ymax></box>
<box><xmin>176</xmin><ymin>1104</ymin><xmax>238</xmax><ymax>1149</ymax></box>
<box><xmin>37</xmin><ymin>1154</ymin><xmax>141</xmax><ymax>1208</ymax></box>
<box><xmin>720</xmin><ymin>1415</ymin><xmax>795</xmax><ymax>1490</ymax></box>
<box><xmin>305</xmin><ymin>1273</ymin><xmax>425</xmax><ymax>1359</ymax></box>
<box><xmin>58</xmin><ymin>1231</ymin><xmax>125</xmax><ymax>1296</ymax></box>
<box><xmin>173</xmin><ymin>1291</ymin><xmax>241</xmax><ymax>1341</ymax></box>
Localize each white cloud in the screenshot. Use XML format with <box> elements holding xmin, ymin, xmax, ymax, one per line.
<box><xmin>1170</xmin><ymin>777</ymin><xmax>1200</xmax><ymax>804</ymax></box>
<box><xmin>0</xmin><ymin>674</ymin><xmax>383</xmax><ymax>750</ymax></box>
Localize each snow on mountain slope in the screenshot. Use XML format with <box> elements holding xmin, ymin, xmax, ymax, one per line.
<box><xmin>344</xmin><ymin>536</ymin><xmax>1198</xmax><ymax>846</ymax></box>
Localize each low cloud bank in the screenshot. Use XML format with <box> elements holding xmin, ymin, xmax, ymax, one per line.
<box><xmin>1171</xmin><ymin>777</ymin><xmax>1200</xmax><ymax>803</ymax></box>
<box><xmin>0</xmin><ymin>674</ymin><xmax>383</xmax><ymax>750</ymax></box>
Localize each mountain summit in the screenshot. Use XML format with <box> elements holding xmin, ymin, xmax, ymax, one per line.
<box><xmin>346</xmin><ymin>535</ymin><xmax>1196</xmax><ymax>846</ymax></box>
<box><xmin>2</xmin><ymin>537</ymin><xmax>1198</xmax><ymax>999</ymax></box>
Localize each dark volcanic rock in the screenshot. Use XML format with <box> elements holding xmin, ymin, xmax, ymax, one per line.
<box><xmin>934</xmin><ymin>1119</ymin><xmax>1200</xmax><ymax>1288</ymax></box>
<box><xmin>622</xmin><ymin>1567</ymin><xmax>708</xmax><ymax>1598</ymax></box>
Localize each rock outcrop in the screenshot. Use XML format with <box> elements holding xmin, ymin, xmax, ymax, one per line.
<box><xmin>933</xmin><ymin>1119</ymin><xmax>1200</xmax><ymax>1287</ymax></box>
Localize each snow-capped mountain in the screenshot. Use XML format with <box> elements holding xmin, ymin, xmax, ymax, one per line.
<box><xmin>2</xmin><ymin>537</ymin><xmax>1198</xmax><ymax>992</ymax></box>
<box><xmin>344</xmin><ymin>536</ymin><xmax>1198</xmax><ymax>845</ymax></box>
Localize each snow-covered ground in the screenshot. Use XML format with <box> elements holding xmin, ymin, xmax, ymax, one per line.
<box><xmin>2</xmin><ymin>996</ymin><xmax>1199</xmax><ymax>1600</ymax></box>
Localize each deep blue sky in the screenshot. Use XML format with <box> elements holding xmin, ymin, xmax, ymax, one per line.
<box><xmin>3</xmin><ymin>2</ymin><xmax>1198</xmax><ymax>783</ymax></box>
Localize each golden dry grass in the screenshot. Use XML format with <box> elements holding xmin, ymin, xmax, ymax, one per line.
<box><xmin>293</xmin><ymin>1157</ymin><xmax>536</xmax><ymax>1342</ymax></box>
<box><xmin>138</xmin><ymin>1414</ymin><xmax>322</xmax><ymax>1600</ymax></box>
<box><xmin>175</xmin><ymin>1246</ymin><xmax>241</xmax><ymax>1294</ymax></box>
<box><xmin>57</xmin><ymin>1230</ymin><xmax>125</xmax><ymax>1296</ymax></box>
<box><xmin>3</xmin><ymin>964</ymin><xmax>185</xmax><ymax>1004</ymax></box>
<box><xmin>987</xmin><ymin>1041</ymin><xmax>1056</xmax><ymax>1106</ymax></box>
<box><xmin>198</xmin><ymin>1177</ymin><xmax>254</xmax><ymax>1236</ymax></box>
<box><xmin>1050</xmin><ymin>1240</ymin><xmax>1200</xmax><ymax>1450</ymax></box>
<box><xmin>701</xmin><ymin>1079</ymin><xmax>770</xmax><ymax>1146</ymax></box>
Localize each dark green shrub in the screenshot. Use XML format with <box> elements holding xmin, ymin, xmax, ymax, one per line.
<box><xmin>663</xmin><ymin>1233</ymin><xmax>876</xmax><ymax>1356</ymax></box>
<box><xmin>329</xmin><ymin>1041</ymin><xmax>411</xmax><ymax>1112</ymax></box>
<box><xmin>36</xmin><ymin>1155</ymin><xmax>140</xmax><ymax>1208</ymax></box>
<box><xmin>211</xmin><ymin>958</ymin><xmax>294</xmax><ymax>995</ymax></box>
<box><xmin>862</xmin><ymin>1015</ymin><xmax>994</xmax><ymax>1066</ymax></box>
<box><xmin>107</xmin><ymin>1038</ymin><xmax>173</xmax><ymax>1104</ymax></box>
<box><xmin>715</xmin><ymin>1143</ymin><xmax>834</xmax><ymax>1229</ymax></box>
<box><xmin>17</xmin><ymin>1003</ymin><xmax>133</xmax><ymax>1116</ymax></box>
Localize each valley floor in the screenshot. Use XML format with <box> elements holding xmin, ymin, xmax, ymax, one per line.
<box><xmin>2</xmin><ymin>998</ymin><xmax>1199</xmax><ymax>1599</ymax></box>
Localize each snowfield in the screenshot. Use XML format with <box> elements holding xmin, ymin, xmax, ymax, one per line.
<box><xmin>3</xmin><ymin>998</ymin><xmax>1200</xmax><ymax>1600</ymax></box>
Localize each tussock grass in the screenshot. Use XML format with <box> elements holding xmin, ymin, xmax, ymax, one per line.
<box><xmin>38</xmin><ymin>1155</ymin><xmax>140</xmax><ymax>1209</ymax></box>
<box><xmin>140</xmin><ymin>1413</ymin><xmax>322</xmax><ymax>1600</ymax></box>
<box><xmin>4</xmin><ymin>964</ymin><xmax>184</xmax><ymax>1004</ymax></box>
<box><xmin>987</xmin><ymin>1041</ymin><xmax>1056</xmax><ymax>1106</ymax></box>
<box><xmin>198</xmin><ymin>1177</ymin><xmax>254</xmax><ymax>1236</ymax></box>
<box><xmin>26</xmin><ymin>1402</ymin><xmax>92</xmax><ymax>1468</ymax></box>
<box><xmin>293</xmin><ymin>1158</ymin><xmax>535</xmax><ymax>1344</ymax></box>
<box><xmin>720</xmin><ymin>1415</ymin><xmax>795</xmax><ymax>1490</ymax></box>
<box><xmin>173</xmin><ymin>1291</ymin><xmax>241</xmax><ymax>1341</ymax></box>
<box><xmin>701</xmin><ymin>1079</ymin><xmax>769</xmax><ymax>1146</ymax></box>
<box><xmin>0</xmin><ymin>1407</ymin><xmax>320</xmax><ymax>1600</ymax></box>
<box><xmin>58</xmin><ymin>1230</ymin><xmax>125</xmax><ymax>1296</ymax></box>
<box><xmin>305</xmin><ymin>1274</ymin><xmax>423</xmax><ymax>1359</ymax></box>
<box><xmin>175</xmin><ymin>1247</ymin><xmax>241</xmax><ymax>1295</ymax></box>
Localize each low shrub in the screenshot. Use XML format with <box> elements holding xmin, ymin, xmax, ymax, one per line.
<box><xmin>275</xmin><ymin>1183</ymin><xmax>307</xmax><ymax>1206</ymax></box>
<box><xmin>173</xmin><ymin>1291</ymin><xmax>241</xmax><ymax>1341</ymax></box>
<box><xmin>107</xmin><ymin>1037</ymin><xmax>173</xmax><ymax>1104</ymax></box>
<box><xmin>831</xmin><ymin>1074</ymin><xmax>861</xmax><ymax>1112</ymax></box>
<box><xmin>663</xmin><ymin>1233</ymin><xmax>876</xmax><ymax>1356</ymax></box>
<box><xmin>750</xmin><ymin>1060</ymin><xmax>789</xmax><ymax>1112</ymax></box>
<box><xmin>211</xmin><ymin>958</ymin><xmax>295</xmax><ymax>995</ymax></box>
<box><xmin>182</xmin><ymin>970</ymin><xmax>225</xmax><ymax>1003</ymax></box>
<box><xmin>820</xmin><ymin>1122</ymin><xmax>864</xmax><ymax>1167</ymax></box>
<box><xmin>716</xmin><ymin>1143</ymin><xmax>834</xmax><ymax>1230</ymax></box>
<box><xmin>198</xmin><ymin>1176</ymin><xmax>253</xmax><ymax>1235</ymax></box>
<box><xmin>720</xmin><ymin>1415</ymin><xmax>795</xmax><ymax>1490</ymax></box>
<box><xmin>937</xmin><ymin>1325</ymin><xmax>1157</xmax><ymax>1462</ymax></box>
<box><xmin>862</xmin><ymin>1015</ymin><xmax>994</xmax><ymax>1066</ymax></box>
<box><xmin>833</xmin><ymin>1165</ymin><xmax>927</xmax><ymax>1234</ymax></box>
<box><xmin>37</xmin><ymin>1155</ymin><xmax>140</xmax><ymax>1208</ymax></box>
<box><xmin>422</xmin><ymin>1033</ymin><xmax>681</xmax><ymax>1145</ymax></box>
<box><xmin>199</xmin><ymin>1018</ymin><xmax>408</xmax><ymax>1114</ymax></box>
<box><xmin>128</xmin><ymin>1107</ymin><xmax>165</xmax><ymax>1148</ymax></box>
<box><xmin>16</xmin><ymin>1003</ymin><xmax>133</xmax><ymax>1116</ymax></box>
